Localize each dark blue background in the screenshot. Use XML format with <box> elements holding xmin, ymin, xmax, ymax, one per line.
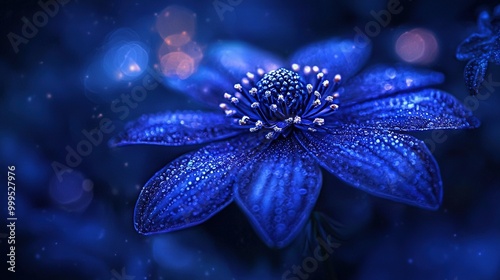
<box><xmin>1</xmin><ymin>0</ymin><xmax>499</xmax><ymax>279</ymax></box>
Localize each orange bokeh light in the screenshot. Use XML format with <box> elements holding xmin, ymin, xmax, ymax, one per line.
<box><xmin>160</xmin><ymin>52</ymin><xmax>195</xmax><ymax>80</ymax></box>
<box><xmin>156</xmin><ymin>6</ymin><xmax>196</xmax><ymax>40</ymax></box>
<box><xmin>395</xmin><ymin>28</ymin><xmax>439</xmax><ymax>64</ymax></box>
<box><xmin>156</xmin><ymin>5</ymin><xmax>202</xmax><ymax>80</ymax></box>
<box><xmin>164</xmin><ymin>31</ymin><xmax>191</xmax><ymax>47</ymax></box>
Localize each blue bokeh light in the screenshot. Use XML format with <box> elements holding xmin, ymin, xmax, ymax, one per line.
<box><xmin>102</xmin><ymin>42</ymin><xmax>149</xmax><ymax>80</ymax></box>
<box><xmin>84</xmin><ymin>28</ymin><xmax>150</xmax><ymax>101</ymax></box>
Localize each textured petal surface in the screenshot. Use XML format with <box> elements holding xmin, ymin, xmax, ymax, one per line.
<box><xmin>234</xmin><ymin>137</ymin><xmax>322</xmax><ymax>248</ymax></box>
<box><xmin>166</xmin><ymin>67</ymin><xmax>233</xmax><ymax>108</ymax></box>
<box><xmin>289</xmin><ymin>38</ymin><xmax>371</xmax><ymax>81</ymax></box>
<box><xmin>340</xmin><ymin>65</ymin><xmax>444</xmax><ymax>105</ymax></box>
<box><xmin>205</xmin><ymin>41</ymin><xmax>284</xmax><ymax>80</ymax></box>
<box><xmin>332</xmin><ymin>89</ymin><xmax>480</xmax><ymax>131</ymax></box>
<box><xmin>464</xmin><ymin>58</ymin><xmax>488</xmax><ymax>95</ymax></box>
<box><xmin>110</xmin><ymin>111</ymin><xmax>240</xmax><ymax>147</ymax></box>
<box><xmin>456</xmin><ymin>34</ymin><xmax>492</xmax><ymax>61</ymax></box>
<box><xmin>295</xmin><ymin>130</ymin><xmax>442</xmax><ymax>209</ymax></box>
<box><xmin>134</xmin><ymin>135</ymin><xmax>258</xmax><ymax>234</ymax></box>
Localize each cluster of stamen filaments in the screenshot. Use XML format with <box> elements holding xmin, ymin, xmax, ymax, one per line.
<box><xmin>219</xmin><ymin>64</ymin><xmax>341</xmax><ymax>140</ymax></box>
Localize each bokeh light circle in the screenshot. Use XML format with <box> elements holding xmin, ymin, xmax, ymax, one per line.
<box><xmin>395</xmin><ymin>28</ymin><xmax>439</xmax><ymax>64</ymax></box>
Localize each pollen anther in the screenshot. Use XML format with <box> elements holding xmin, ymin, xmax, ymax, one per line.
<box><xmin>239</xmin><ymin>116</ymin><xmax>250</xmax><ymax>125</ymax></box>
<box><xmin>330</xmin><ymin>104</ymin><xmax>339</xmax><ymax>110</ymax></box>
<box><xmin>307</xmin><ymin>84</ymin><xmax>313</xmax><ymax>94</ymax></box>
<box><xmin>313</xmin><ymin>118</ymin><xmax>324</xmax><ymax>126</ymax></box>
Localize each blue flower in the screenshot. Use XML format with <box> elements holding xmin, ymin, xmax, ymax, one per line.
<box><xmin>456</xmin><ymin>5</ymin><xmax>500</xmax><ymax>95</ymax></box>
<box><xmin>112</xmin><ymin>38</ymin><xmax>479</xmax><ymax>248</ymax></box>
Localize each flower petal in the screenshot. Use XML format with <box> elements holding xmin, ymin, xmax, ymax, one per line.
<box><xmin>110</xmin><ymin>111</ymin><xmax>240</xmax><ymax>147</ymax></box>
<box><xmin>456</xmin><ymin>34</ymin><xmax>492</xmax><ymax>61</ymax></box>
<box><xmin>166</xmin><ymin>67</ymin><xmax>233</xmax><ymax>108</ymax></box>
<box><xmin>134</xmin><ymin>135</ymin><xmax>258</xmax><ymax>234</ymax></box>
<box><xmin>234</xmin><ymin>137</ymin><xmax>322</xmax><ymax>248</ymax></box>
<box><xmin>295</xmin><ymin>130</ymin><xmax>442</xmax><ymax>209</ymax></box>
<box><xmin>205</xmin><ymin>41</ymin><xmax>284</xmax><ymax>80</ymax></box>
<box><xmin>332</xmin><ymin>89</ymin><xmax>479</xmax><ymax>131</ymax></box>
<box><xmin>477</xmin><ymin>10</ymin><xmax>493</xmax><ymax>34</ymax></box>
<box><xmin>339</xmin><ymin>65</ymin><xmax>444</xmax><ymax>105</ymax></box>
<box><xmin>289</xmin><ymin>38</ymin><xmax>371</xmax><ymax>81</ymax></box>
<box><xmin>464</xmin><ymin>58</ymin><xmax>488</xmax><ymax>95</ymax></box>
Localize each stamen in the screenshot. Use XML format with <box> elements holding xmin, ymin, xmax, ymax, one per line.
<box><xmin>255</xmin><ymin>120</ymin><xmax>263</xmax><ymax>128</ymax></box>
<box><xmin>322</xmin><ymin>80</ymin><xmax>330</xmax><ymax>88</ymax></box>
<box><xmin>251</xmin><ymin>102</ymin><xmax>260</xmax><ymax>108</ymax></box>
<box><xmin>325</xmin><ymin>96</ymin><xmax>334</xmax><ymax>102</ymax></box>
<box><xmin>219</xmin><ymin>103</ymin><xmax>228</xmax><ymax>110</ymax></box>
<box><xmin>304</xmin><ymin>66</ymin><xmax>311</xmax><ymax>75</ymax></box>
<box><xmin>313</xmin><ymin>118</ymin><xmax>324</xmax><ymax>126</ymax></box>
<box><xmin>246</xmin><ymin>72</ymin><xmax>255</xmax><ymax>80</ymax></box>
<box><xmin>231</xmin><ymin>97</ymin><xmax>239</xmax><ymax>104</ymax></box>
<box><xmin>265</xmin><ymin>132</ymin><xmax>275</xmax><ymax>140</ymax></box>
<box><xmin>277</xmin><ymin>95</ymin><xmax>285</xmax><ymax>102</ymax></box>
<box><xmin>313</xmin><ymin>99</ymin><xmax>321</xmax><ymax>107</ymax></box>
<box><xmin>316</xmin><ymin>72</ymin><xmax>324</xmax><ymax>80</ymax></box>
<box><xmin>234</xmin><ymin>83</ymin><xmax>243</xmax><ymax>91</ymax></box>
<box><xmin>270</xmin><ymin>104</ymin><xmax>278</xmax><ymax>112</ymax></box>
<box><xmin>225</xmin><ymin>110</ymin><xmax>236</xmax><ymax>116</ymax></box>
<box><xmin>314</xmin><ymin>91</ymin><xmax>321</xmax><ymax>98</ymax></box>
<box><xmin>334</xmin><ymin>74</ymin><xmax>341</xmax><ymax>83</ymax></box>
<box><xmin>238</xmin><ymin>116</ymin><xmax>250</xmax><ymax>125</ymax></box>
<box><xmin>292</xmin><ymin>64</ymin><xmax>300</xmax><ymax>72</ymax></box>
<box><xmin>330</xmin><ymin>104</ymin><xmax>339</xmax><ymax>110</ymax></box>
<box><xmin>312</xmin><ymin>66</ymin><xmax>320</xmax><ymax>73</ymax></box>
<box><xmin>285</xmin><ymin>117</ymin><xmax>293</xmax><ymax>124</ymax></box>
<box><xmin>306</xmin><ymin>84</ymin><xmax>313</xmax><ymax>94</ymax></box>
<box><xmin>249</xmin><ymin>88</ymin><xmax>257</xmax><ymax>95</ymax></box>
<box><xmin>293</xmin><ymin>116</ymin><xmax>302</xmax><ymax>124</ymax></box>
<box><xmin>223</xmin><ymin>93</ymin><xmax>231</xmax><ymax>99</ymax></box>
<box><xmin>257</xmin><ymin>68</ymin><xmax>265</xmax><ymax>76</ymax></box>
<box><xmin>273</xmin><ymin>126</ymin><xmax>282</xmax><ymax>133</ymax></box>
<box><xmin>265</xmin><ymin>90</ymin><xmax>272</xmax><ymax>98</ymax></box>
<box><xmin>308</xmin><ymin>127</ymin><xmax>317</xmax><ymax>132</ymax></box>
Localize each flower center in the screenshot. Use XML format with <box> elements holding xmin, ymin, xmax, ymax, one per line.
<box><xmin>219</xmin><ymin>65</ymin><xmax>341</xmax><ymax>140</ymax></box>
<box><xmin>255</xmin><ymin>68</ymin><xmax>306</xmax><ymax>113</ymax></box>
